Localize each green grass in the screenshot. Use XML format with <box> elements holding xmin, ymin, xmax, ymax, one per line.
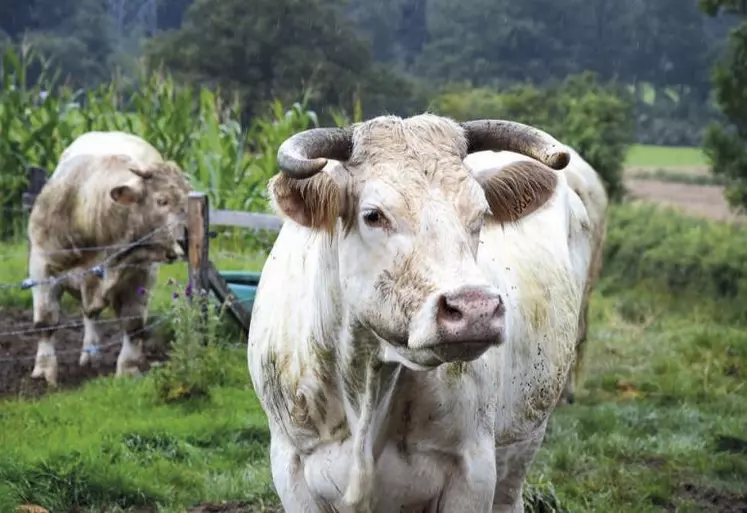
<box><xmin>0</xmin><ymin>351</ymin><xmax>280</xmax><ymax>513</ymax></box>
<box><xmin>626</xmin><ymin>144</ymin><xmax>708</xmax><ymax>168</ymax></box>
<box><xmin>1</xmin><ymin>208</ymin><xmax>747</xmax><ymax>512</ymax></box>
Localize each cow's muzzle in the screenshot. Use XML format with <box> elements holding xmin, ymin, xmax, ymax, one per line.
<box><xmin>426</xmin><ymin>285</ymin><xmax>505</xmax><ymax>362</ymax></box>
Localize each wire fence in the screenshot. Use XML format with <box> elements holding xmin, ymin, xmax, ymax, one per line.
<box><xmin>0</xmin><ymin>220</ymin><xmax>260</xmax><ymax>369</ymax></box>
<box><xmin>0</xmin><ymin>183</ymin><xmax>272</xmax><ymax>371</ymax></box>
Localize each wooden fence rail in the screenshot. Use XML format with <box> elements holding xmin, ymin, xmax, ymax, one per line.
<box><xmin>21</xmin><ymin>167</ymin><xmax>283</xmax><ymax>334</ymax></box>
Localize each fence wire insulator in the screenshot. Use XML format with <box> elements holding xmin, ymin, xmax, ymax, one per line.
<box><xmin>20</xmin><ymin>278</ymin><xmax>37</xmax><ymax>290</ymax></box>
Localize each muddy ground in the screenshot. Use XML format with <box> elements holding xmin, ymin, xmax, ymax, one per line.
<box><xmin>0</xmin><ymin>306</ymin><xmax>170</xmax><ymax>399</ymax></box>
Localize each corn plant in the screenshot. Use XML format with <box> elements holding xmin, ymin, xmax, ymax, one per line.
<box><xmin>0</xmin><ymin>44</ymin><xmax>320</xmax><ymax>246</ymax></box>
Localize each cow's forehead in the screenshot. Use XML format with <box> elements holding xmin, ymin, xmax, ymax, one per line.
<box><xmin>349</xmin><ymin>114</ymin><xmax>468</xmax><ymax>166</ymax></box>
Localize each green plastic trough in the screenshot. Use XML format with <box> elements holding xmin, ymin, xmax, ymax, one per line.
<box><xmin>218</xmin><ymin>271</ymin><xmax>262</xmax><ymax>312</ymax></box>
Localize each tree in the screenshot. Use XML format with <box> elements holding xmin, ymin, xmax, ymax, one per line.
<box><xmin>699</xmin><ymin>0</ymin><xmax>747</xmax><ymax>210</ymax></box>
<box><xmin>145</xmin><ymin>0</ymin><xmax>384</xmax><ymax>119</ymax></box>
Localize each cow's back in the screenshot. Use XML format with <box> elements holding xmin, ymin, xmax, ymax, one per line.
<box><xmin>54</xmin><ymin>131</ymin><xmax>163</xmax><ymax>180</ymax></box>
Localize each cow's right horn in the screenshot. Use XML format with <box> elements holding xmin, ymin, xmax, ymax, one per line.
<box><xmin>461</xmin><ymin>119</ymin><xmax>571</xmax><ymax>170</ymax></box>
<box><xmin>277</xmin><ymin>127</ymin><xmax>353</xmax><ymax>179</ymax></box>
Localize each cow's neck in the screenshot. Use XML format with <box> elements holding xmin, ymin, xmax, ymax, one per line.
<box><xmin>337</xmin><ymin>324</ymin><xmax>403</xmax><ymax>508</ymax></box>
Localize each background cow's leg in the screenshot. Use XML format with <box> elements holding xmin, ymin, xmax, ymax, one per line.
<box><xmin>112</xmin><ymin>293</ymin><xmax>147</xmax><ymax>377</ymax></box>
<box><xmin>492</xmin><ymin>430</ymin><xmax>546</xmax><ymax>513</ymax></box>
<box><xmin>29</xmin><ymin>254</ymin><xmax>63</xmax><ymax>385</ymax></box>
<box><xmin>79</xmin><ymin>277</ymin><xmax>106</xmax><ymax>367</ymax></box>
<box><xmin>79</xmin><ymin>314</ymin><xmax>103</xmax><ymax>367</ymax></box>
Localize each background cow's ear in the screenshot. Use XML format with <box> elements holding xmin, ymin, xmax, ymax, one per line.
<box><xmin>269</xmin><ymin>172</ymin><xmax>342</xmax><ymax>232</ymax></box>
<box><xmin>475</xmin><ymin>161</ymin><xmax>559</xmax><ymax>224</ymax></box>
<box><xmin>110</xmin><ymin>184</ymin><xmax>141</xmax><ymax>205</ymax></box>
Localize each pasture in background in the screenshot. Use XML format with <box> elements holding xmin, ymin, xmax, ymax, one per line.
<box><xmin>0</xmin><ymin>49</ymin><xmax>746</xmax><ymax>513</ymax></box>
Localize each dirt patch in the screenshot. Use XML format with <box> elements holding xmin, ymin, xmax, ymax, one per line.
<box><xmin>0</xmin><ymin>306</ymin><xmax>170</xmax><ymax>399</ymax></box>
<box><xmin>625</xmin><ymin>165</ymin><xmax>712</xmax><ymax>177</ymax></box>
<box><xmin>674</xmin><ymin>483</ymin><xmax>747</xmax><ymax>513</ymax></box>
<box><xmin>625</xmin><ymin>179</ymin><xmax>745</xmax><ymax>223</ymax></box>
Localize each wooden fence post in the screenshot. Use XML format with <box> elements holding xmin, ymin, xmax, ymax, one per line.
<box><xmin>186</xmin><ymin>192</ymin><xmax>209</xmax><ymax>297</ymax></box>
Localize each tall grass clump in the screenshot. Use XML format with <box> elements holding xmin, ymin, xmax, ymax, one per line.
<box><xmin>0</xmin><ymin>45</ymin><xmax>319</xmax><ymax>246</ymax></box>
<box><xmin>601</xmin><ymin>202</ymin><xmax>747</xmax><ymax>322</ymax></box>
<box><xmin>152</xmin><ymin>280</ymin><xmax>234</xmax><ymax>403</ymax></box>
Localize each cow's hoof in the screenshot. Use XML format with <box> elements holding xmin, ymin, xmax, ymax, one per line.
<box><xmin>31</xmin><ymin>355</ymin><xmax>58</xmax><ymax>386</ymax></box>
<box><xmin>115</xmin><ymin>360</ymin><xmax>143</xmax><ymax>378</ymax></box>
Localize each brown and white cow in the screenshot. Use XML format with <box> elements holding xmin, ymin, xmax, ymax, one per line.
<box><xmin>247</xmin><ymin>114</ymin><xmax>593</xmax><ymax>512</ymax></box>
<box><xmin>465</xmin><ymin>146</ymin><xmax>609</xmax><ymax>405</ymax></box>
<box><xmin>27</xmin><ymin>131</ymin><xmax>193</xmax><ymax>385</ymax></box>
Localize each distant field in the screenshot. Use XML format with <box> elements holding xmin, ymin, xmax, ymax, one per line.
<box><xmin>625</xmin><ymin>145</ymin><xmax>708</xmax><ymax>168</ymax></box>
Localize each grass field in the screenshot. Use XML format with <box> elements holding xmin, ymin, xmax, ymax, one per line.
<box><xmin>2</xmin><ymin>202</ymin><xmax>747</xmax><ymax>513</ymax></box>
<box><xmin>625</xmin><ymin>144</ymin><xmax>708</xmax><ymax>168</ymax></box>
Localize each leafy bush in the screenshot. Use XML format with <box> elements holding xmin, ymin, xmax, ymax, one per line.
<box><xmin>431</xmin><ymin>72</ymin><xmax>636</xmax><ymax>202</ymax></box>
<box><xmin>152</xmin><ymin>281</ymin><xmax>231</xmax><ymax>403</ymax></box>
<box><xmin>0</xmin><ymin>45</ymin><xmax>319</xmax><ymax>241</ymax></box>
<box><xmin>601</xmin><ymin>202</ymin><xmax>747</xmax><ymax>321</ymax></box>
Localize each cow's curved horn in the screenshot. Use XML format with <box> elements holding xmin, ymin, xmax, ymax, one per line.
<box><xmin>461</xmin><ymin>120</ymin><xmax>571</xmax><ymax>170</ymax></box>
<box><xmin>277</xmin><ymin>127</ymin><xmax>354</xmax><ymax>179</ymax></box>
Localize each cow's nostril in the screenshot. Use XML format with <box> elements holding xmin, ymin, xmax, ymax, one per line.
<box><xmin>437</xmin><ymin>296</ymin><xmax>464</xmax><ymax>323</ymax></box>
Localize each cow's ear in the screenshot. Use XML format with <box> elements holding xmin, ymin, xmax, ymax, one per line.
<box><xmin>269</xmin><ymin>172</ymin><xmax>342</xmax><ymax>232</ymax></box>
<box><xmin>110</xmin><ymin>177</ymin><xmax>144</xmax><ymax>205</ymax></box>
<box><xmin>475</xmin><ymin>161</ymin><xmax>559</xmax><ymax>224</ymax></box>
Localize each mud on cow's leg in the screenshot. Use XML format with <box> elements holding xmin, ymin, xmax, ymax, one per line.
<box><xmin>79</xmin><ymin>314</ymin><xmax>103</xmax><ymax>367</ymax></box>
<box><xmin>113</xmin><ymin>297</ymin><xmax>148</xmax><ymax>377</ymax></box>
<box><xmin>29</xmin><ymin>256</ymin><xmax>63</xmax><ymax>386</ymax></box>
<box><xmin>493</xmin><ymin>432</ymin><xmax>546</xmax><ymax>513</ymax></box>
<box><xmin>79</xmin><ymin>279</ymin><xmax>106</xmax><ymax>368</ymax></box>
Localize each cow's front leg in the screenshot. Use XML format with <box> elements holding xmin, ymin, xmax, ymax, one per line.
<box><xmin>112</xmin><ymin>296</ymin><xmax>148</xmax><ymax>377</ymax></box>
<box><xmin>492</xmin><ymin>430</ymin><xmax>546</xmax><ymax>513</ymax></box>
<box><xmin>270</xmin><ymin>433</ymin><xmax>331</xmax><ymax>513</ymax></box>
<box><xmin>436</xmin><ymin>439</ymin><xmax>497</xmax><ymax>513</ymax></box>
<box><xmin>79</xmin><ymin>279</ymin><xmax>106</xmax><ymax>367</ymax></box>
<box><xmin>79</xmin><ymin>314</ymin><xmax>103</xmax><ymax>367</ymax></box>
<box><xmin>28</xmin><ymin>251</ymin><xmax>64</xmax><ymax>385</ymax></box>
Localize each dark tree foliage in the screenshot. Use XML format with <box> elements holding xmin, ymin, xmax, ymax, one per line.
<box><xmin>699</xmin><ymin>0</ymin><xmax>747</xmax><ymax>210</ymax></box>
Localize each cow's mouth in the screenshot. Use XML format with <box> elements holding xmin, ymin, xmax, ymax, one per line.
<box><xmin>430</xmin><ymin>340</ymin><xmax>496</xmax><ymax>363</ymax></box>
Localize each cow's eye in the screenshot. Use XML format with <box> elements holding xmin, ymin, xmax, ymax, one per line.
<box><xmin>362</xmin><ymin>209</ymin><xmax>385</xmax><ymax>228</ymax></box>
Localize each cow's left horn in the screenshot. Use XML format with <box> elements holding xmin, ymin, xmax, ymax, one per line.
<box><xmin>277</xmin><ymin>127</ymin><xmax>353</xmax><ymax>179</ymax></box>
<box><xmin>461</xmin><ymin>120</ymin><xmax>570</xmax><ymax>170</ymax></box>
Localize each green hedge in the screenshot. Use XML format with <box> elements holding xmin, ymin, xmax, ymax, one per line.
<box><xmin>601</xmin><ymin>202</ymin><xmax>747</xmax><ymax>321</ymax></box>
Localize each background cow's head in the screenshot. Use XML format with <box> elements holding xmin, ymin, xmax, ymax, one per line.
<box><xmin>269</xmin><ymin>114</ymin><xmax>569</xmax><ymax>370</ymax></box>
<box><xmin>107</xmin><ymin>156</ymin><xmax>193</xmax><ymax>263</ymax></box>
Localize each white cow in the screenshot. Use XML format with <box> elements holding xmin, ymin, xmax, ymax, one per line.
<box><xmin>27</xmin><ymin>131</ymin><xmax>192</xmax><ymax>385</ymax></box>
<box><xmin>247</xmin><ymin>114</ymin><xmax>593</xmax><ymax>512</ymax></box>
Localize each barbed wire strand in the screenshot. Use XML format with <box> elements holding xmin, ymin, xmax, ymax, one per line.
<box><xmin>0</xmin><ymin>291</ymin><xmax>256</xmax><ymax>342</ymax></box>
<box><xmin>0</xmin><ymin>316</ymin><xmax>167</xmax><ymax>363</ymax></box>
<box><xmin>0</xmin><ymin>225</ymin><xmax>173</xmax><ymax>292</ymax></box>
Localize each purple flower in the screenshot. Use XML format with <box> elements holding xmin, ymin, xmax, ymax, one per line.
<box><xmin>137</xmin><ymin>286</ymin><xmax>146</xmax><ymax>296</ymax></box>
<box><xmin>185</xmin><ymin>282</ymin><xmax>193</xmax><ymax>297</ymax></box>
<box><xmin>172</xmin><ymin>292</ymin><xmax>180</xmax><ymax>299</ymax></box>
